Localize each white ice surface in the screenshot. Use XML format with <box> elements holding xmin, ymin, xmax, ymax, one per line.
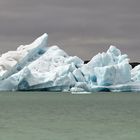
<box><xmin>0</xmin><ymin>34</ymin><xmax>140</xmax><ymax>92</ymax></box>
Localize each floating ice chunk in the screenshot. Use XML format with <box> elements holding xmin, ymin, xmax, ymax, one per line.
<box><xmin>0</xmin><ymin>33</ymin><xmax>48</xmax><ymax>79</ymax></box>
<box><xmin>0</xmin><ymin>34</ymin><xmax>139</xmax><ymax>93</ymax></box>
<box><xmin>114</xmin><ymin>61</ymin><xmax>131</xmax><ymax>84</ymax></box>
<box><xmin>94</xmin><ymin>65</ymin><xmax>116</xmax><ymax>86</ymax></box>
<box><xmin>80</xmin><ymin>46</ymin><xmax>131</xmax><ymax>87</ymax></box>
<box><xmin>131</xmin><ymin>65</ymin><xmax>140</xmax><ymax>82</ymax></box>
<box><xmin>0</xmin><ymin>45</ymin><xmax>83</xmax><ymax>91</ymax></box>
<box><xmin>87</xmin><ymin>45</ymin><xmax>129</xmax><ymax>68</ymax></box>
<box><xmin>94</xmin><ymin>61</ymin><xmax>131</xmax><ymax>86</ymax></box>
<box><xmin>17</xmin><ymin>33</ymin><xmax>48</xmax><ymax>52</ymax></box>
<box><xmin>0</xmin><ymin>67</ymin><xmax>30</xmax><ymax>91</ymax></box>
<box><xmin>80</xmin><ymin>64</ymin><xmax>96</xmax><ymax>84</ymax></box>
<box><xmin>107</xmin><ymin>45</ymin><xmax>121</xmax><ymax>56</ymax></box>
<box><xmin>29</xmin><ymin>72</ymin><xmax>76</xmax><ymax>92</ymax></box>
<box><xmin>73</xmin><ymin>69</ymin><xmax>85</xmax><ymax>82</ymax></box>
<box><xmin>65</xmin><ymin>56</ymin><xmax>84</xmax><ymax>68</ymax></box>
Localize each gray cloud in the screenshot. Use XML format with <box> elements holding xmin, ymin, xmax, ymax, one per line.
<box><xmin>0</xmin><ymin>0</ymin><xmax>140</xmax><ymax>61</ymax></box>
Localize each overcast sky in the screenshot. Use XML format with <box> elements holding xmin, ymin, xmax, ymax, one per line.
<box><xmin>0</xmin><ymin>0</ymin><xmax>140</xmax><ymax>61</ymax></box>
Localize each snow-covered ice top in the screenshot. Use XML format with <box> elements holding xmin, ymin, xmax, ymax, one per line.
<box><xmin>0</xmin><ymin>33</ymin><xmax>140</xmax><ymax>93</ymax></box>
<box><xmin>0</xmin><ymin>33</ymin><xmax>48</xmax><ymax>77</ymax></box>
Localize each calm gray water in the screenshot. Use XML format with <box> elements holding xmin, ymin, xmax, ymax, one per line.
<box><xmin>0</xmin><ymin>92</ymin><xmax>140</xmax><ymax>140</ymax></box>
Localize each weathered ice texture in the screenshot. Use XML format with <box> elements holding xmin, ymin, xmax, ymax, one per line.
<box><xmin>0</xmin><ymin>34</ymin><xmax>140</xmax><ymax>93</ymax></box>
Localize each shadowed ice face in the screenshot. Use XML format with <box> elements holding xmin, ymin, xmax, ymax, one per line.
<box><xmin>0</xmin><ymin>0</ymin><xmax>140</xmax><ymax>61</ymax></box>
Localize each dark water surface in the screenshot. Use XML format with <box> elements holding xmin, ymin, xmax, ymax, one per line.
<box><xmin>0</xmin><ymin>92</ymin><xmax>140</xmax><ymax>140</ymax></box>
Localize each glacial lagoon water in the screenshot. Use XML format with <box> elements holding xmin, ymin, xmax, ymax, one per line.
<box><xmin>0</xmin><ymin>92</ymin><xmax>140</xmax><ymax>140</ymax></box>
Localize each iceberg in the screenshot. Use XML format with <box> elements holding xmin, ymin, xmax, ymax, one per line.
<box><xmin>0</xmin><ymin>33</ymin><xmax>48</xmax><ymax>80</ymax></box>
<box><xmin>0</xmin><ymin>33</ymin><xmax>140</xmax><ymax>93</ymax></box>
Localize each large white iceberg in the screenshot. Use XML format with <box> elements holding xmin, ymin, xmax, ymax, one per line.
<box><xmin>0</xmin><ymin>33</ymin><xmax>140</xmax><ymax>93</ymax></box>
<box><xmin>0</xmin><ymin>33</ymin><xmax>48</xmax><ymax>80</ymax></box>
